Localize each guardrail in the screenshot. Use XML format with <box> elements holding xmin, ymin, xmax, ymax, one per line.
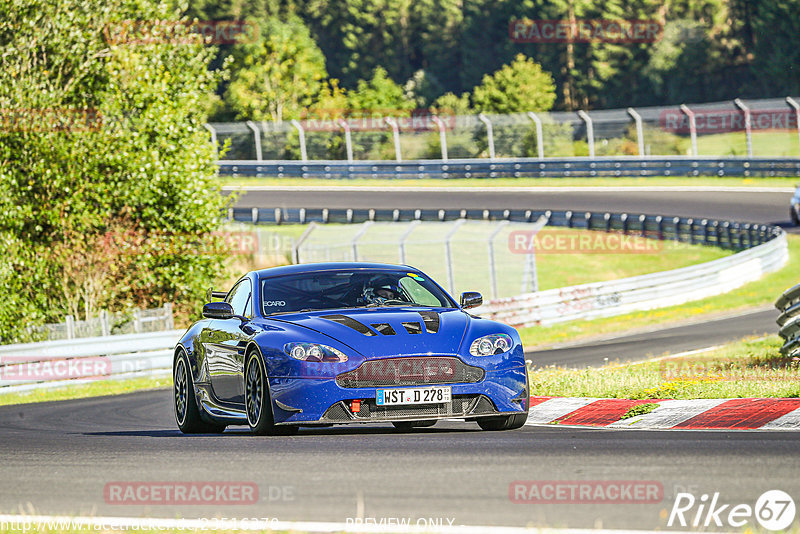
<box><xmin>230</xmin><ymin>207</ymin><xmax>779</xmax><ymax>252</ymax></box>
<box><xmin>776</xmin><ymin>284</ymin><xmax>800</xmax><ymax>358</ymax></box>
<box><xmin>218</xmin><ymin>157</ymin><xmax>800</xmax><ymax>179</ymax></box>
<box><xmin>477</xmin><ymin>233</ymin><xmax>787</xmax><ymax>328</ymax></box>
<box><xmin>0</xmin><ymin>330</ymin><xmax>182</xmax><ymax>394</ymax></box>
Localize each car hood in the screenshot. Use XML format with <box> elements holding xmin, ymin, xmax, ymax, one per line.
<box><xmin>267</xmin><ymin>307</ymin><xmax>470</xmax><ymax>359</ymax></box>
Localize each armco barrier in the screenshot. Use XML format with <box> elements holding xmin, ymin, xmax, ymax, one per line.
<box><xmin>231</xmin><ymin>207</ymin><xmax>778</xmax><ymax>252</ymax></box>
<box><xmin>0</xmin><ymin>330</ymin><xmax>182</xmax><ymax>393</ymax></box>
<box><xmin>218</xmin><ymin>157</ymin><xmax>800</xmax><ymax>179</ymax></box>
<box><xmin>776</xmin><ymin>283</ymin><xmax>800</xmax><ymax>357</ymax></box>
<box><xmin>476</xmin><ymin>233</ymin><xmax>787</xmax><ymax>328</ymax></box>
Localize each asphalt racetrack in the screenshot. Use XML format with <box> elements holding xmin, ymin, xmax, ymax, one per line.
<box><xmin>2</xmin><ymin>390</ymin><xmax>799</xmax><ymax>530</ymax></box>
<box><xmin>1</xmin><ymin>187</ymin><xmax>797</xmax><ymax>531</ymax></box>
<box><xmin>229</xmin><ymin>186</ymin><xmax>795</xmax><ymax>232</ymax></box>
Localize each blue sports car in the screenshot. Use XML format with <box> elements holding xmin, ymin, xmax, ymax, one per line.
<box><xmin>173</xmin><ymin>263</ymin><xmax>529</xmax><ymax>435</ymax></box>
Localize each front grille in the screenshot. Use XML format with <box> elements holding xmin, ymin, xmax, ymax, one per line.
<box><xmin>336</xmin><ymin>357</ymin><xmax>484</xmax><ymax>388</ymax></box>
<box><xmin>320</xmin><ymin>394</ymin><xmax>499</xmax><ymax>423</ymax></box>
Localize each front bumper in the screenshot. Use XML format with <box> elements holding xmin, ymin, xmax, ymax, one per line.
<box><xmin>267</xmin><ymin>366</ymin><xmax>528</xmax><ymax>425</ymax></box>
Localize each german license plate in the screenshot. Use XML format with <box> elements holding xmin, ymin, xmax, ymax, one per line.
<box><xmin>376</xmin><ymin>386</ymin><xmax>451</xmax><ymax>406</ymax></box>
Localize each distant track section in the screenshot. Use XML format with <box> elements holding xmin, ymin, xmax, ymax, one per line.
<box><xmin>218</xmin><ymin>157</ymin><xmax>800</xmax><ymax>179</ymax></box>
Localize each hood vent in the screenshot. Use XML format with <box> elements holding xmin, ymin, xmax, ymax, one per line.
<box><xmin>402</xmin><ymin>321</ymin><xmax>423</xmax><ymax>335</ymax></box>
<box><xmin>418</xmin><ymin>311</ymin><xmax>440</xmax><ymax>333</ymax></box>
<box><xmin>371</xmin><ymin>323</ymin><xmax>396</xmax><ymax>336</ymax></box>
<box><xmin>321</xmin><ymin>315</ymin><xmax>376</xmax><ymax>336</ymax></box>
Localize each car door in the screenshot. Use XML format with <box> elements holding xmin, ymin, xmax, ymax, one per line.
<box><xmin>207</xmin><ymin>279</ymin><xmax>254</xmax><ymax>405</ymax></box>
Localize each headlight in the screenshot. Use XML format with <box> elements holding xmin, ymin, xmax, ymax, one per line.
<box><xmin>469</xmin><ymin>333</ymin><xmax>513</xmax><ymax>356</ymax></box>
<box><xmin>284</xmin><ymin>342</ymin><xmax>348</xmax><ymax>363</ymax></box>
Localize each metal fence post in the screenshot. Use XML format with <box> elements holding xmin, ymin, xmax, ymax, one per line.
<box><xmin>164</xmin><ymin>303</ymin><xmax>174</xmax><ymax>330</ymax></box>
<box><xmin>203</xmin><ymin>124</ymin><xmax>218</xmax><ymax>157</ymax></box>
<box><xmin>245</xmin><ymin>121</ymin><xmax>263</xmax><ymax>161</ymax></box>
<box><xmin>65</xmin><ymin>315</ymin><xmax>75</xmax><ymax>340</ymax></box>
<box><xmin>680</xmin><ymin>104</ymin><xmax>698</xmax><ymax>157</ymax></box>
<box><xmin>398</xmin><ymin>220</ymin><xmax>421</xmax><ymax>264</ymax></box>
<box><xmin>627</xmin><ymin>107</ymin><xmax>645</xmax><ymax>156</ymax></box>
<box><xmin>786</xmin><ymin>97</ymin><xmax>800</xmax><ymax>156</ymax></box>
<box><xmin>293</xmin><ymin>222</ymin><xmax>318</xmax><ymax>264</ymax></box>
<box><xmin>100</xmin><ymin>310</ymin><xmax>110</xmax><ymax>337</ymax></box>
<box><xmin>133</xmin><ymin>309</ymin><xmax>142</xmax><ymax>333</ymax></box>
<box><xmin>733</xmin><ymin>99</ymin><xmax>753</xmax><ymax>157</ymax></box>
<box><xmin>487</xmin><ymin>221</ymin><xmax>510</xmax><ymax>299</ymax></box>
<box><xmin>385</xmin><ymin>117</ymin><xmax>402</xmax><ymax>162</ymax></box>
<box><xmin>478</xmin><ymin>113</ymin><xmax>495</xmax><ymax>159</ymax></box>
<box><xmin>290</xmin><ymin>119</ymin><xmax>308</xmax><ymax>161</ymax></box>
<box><xmin>577</xmin><ymin>110</ymin><xmax>595</xmax><ymax>158</ymax></box>
<box><xmin>337</xmin><ymin>119</ymin><xmax>354</xmax><ymax>162</ymax></box>
<box><xmin>527</xmin><ymin>112</ymin><xmax>544</xmax><ymax>160</ymax></box>
<box><xmin>432</xmin><ymin>116</ymin><xmax>448</xmax><ymax>162</ymax></box>
<box><xmin>520</xmin><ymin>216</ymin><xmax>547</xmax><ymax>294</ymax></box>
<box><xmin>350</xmin><ymin>221</ymin><xmax>373</xmax><ymax>261</ymax></box>
<box><xmin>444</xmin><ymin>219</ymin><xmax>467</xmax><ymax>294</ymax></box>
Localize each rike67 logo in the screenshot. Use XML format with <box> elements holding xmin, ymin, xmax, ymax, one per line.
<box><xmin>668</xmin><ymin>490</ymin><xmax>796</xmax><ymax>531</ymax></box>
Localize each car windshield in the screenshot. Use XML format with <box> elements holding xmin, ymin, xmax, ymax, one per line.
<box><xmin>260</xmin><ymin>270</ymin><xmax>456</xmax><ymax>316</ymax></box>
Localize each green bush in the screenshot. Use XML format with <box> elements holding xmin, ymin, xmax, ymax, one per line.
<box><xmin>0</xmin><ymin>0</ymin><xmax>230</xmax><ymax>342</ymax></box>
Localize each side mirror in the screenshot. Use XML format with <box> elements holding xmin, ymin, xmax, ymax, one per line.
<box><xmin>203</xmin><ymin>301</ymin><xmax>234</xmax><ymax>320</ymax></box>
<box><xmin>460</xmin><ymin>291</ymin><xmax>483</xmax><ymax>310</ymax></box>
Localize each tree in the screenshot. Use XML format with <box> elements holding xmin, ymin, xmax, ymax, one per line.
<box><xmin>472</xmin><ymin>54</ymin><xmax>556</xmax><ymax>113</ymax></box>
<box><xmin>225</xmin><ymin>16</ymin><xmax>327</xmax><ymax>121</ymax></box>
<box><xmin>0</xmin><ymin>0</ymin><xmax>229</xmax><ymax>341</ymax></box>
<box><xmin>347</xmin><ymin>66</ymin><xmax>414</xmax><ymax>116</ymax></box>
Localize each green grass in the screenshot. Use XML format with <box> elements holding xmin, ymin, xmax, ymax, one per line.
<box><xmin>220</xmin><ymin>175</ymin><xmax>799</xmax><ymax>189</ymax></box>
<box><xmin>237</xmin><ymin>223</ymin><xmax>730</xmax><ymax>294</ymax></box>
<box><xmin>0</xmin><ymin>375</ymin><xmax>171</xmax><ymax>407</ymax></box>
<box><xmin>696</xmin><ymin>130</ymin><xmax>800</xmax><ymax>157</ymax></box>
<box><xmin>530</xmin><ymin>335</ymin><xmax>800</xmax><ymax>399</ymax></box>
<box><xmin>620</xmin><ymin>403</ymin><xmax>660</xmax><ymax>419</ymax></box>
<box><xmin>519</xmin><ymin>234</ymin><xmax>800</xmax><ymax>349</ymax></box>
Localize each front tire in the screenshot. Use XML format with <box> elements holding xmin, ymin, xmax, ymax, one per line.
<box><xmin>245</xmin><ymin>350</ymin><xmax>298</xmax><ymax>436</ymax></box>
<box><xmin>477</xmin><ymin>412</ymin><xmax>528</xmax><ymax>431</ymax></box>
<box><xmin>174</xmin><ymin>351</ymin><xmax>226</xmax><ymax>434</ymax></box>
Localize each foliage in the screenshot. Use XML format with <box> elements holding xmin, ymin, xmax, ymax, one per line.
<box><xmin>348</xmin><ymin>66</ymin><xmax>415</xmax><ymax>116</ymax></box>
<box><xmin>472</xmin><ymin>54</ymin><xmax>556</xmax><ymax>114</ymax></box>
<box><xmin>225</xmin><ymin>15</ymin><xmax>327</xmax><ymax>121</ymax></box>
<box><xmin>0</xmin><ymin>0</ymin><xmax>229</xmax><ymax>342</ymax></box>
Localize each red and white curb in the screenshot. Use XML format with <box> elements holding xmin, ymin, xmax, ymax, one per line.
<box><xmin>527</xmin><ymin>396</ymin><xmax>800</xmax><ymax>430</ymax></box>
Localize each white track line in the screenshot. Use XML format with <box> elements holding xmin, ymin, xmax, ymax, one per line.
<box><xmin>0</xmin><ymin>514</ymin><xmax>703</xmax><ymax>534</ymax></box>
<box><xmin>222</xmin><ymin>185</ymin><xmax>794</xmax><ymax>193</ymax></box>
